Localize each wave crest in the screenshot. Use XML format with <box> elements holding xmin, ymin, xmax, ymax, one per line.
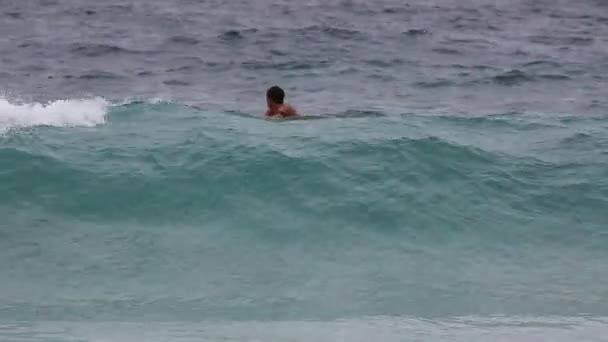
<box><xmin>0</xmin><ymin>97</ymin><xmax>109</xmax><ymax>132</ymax></box>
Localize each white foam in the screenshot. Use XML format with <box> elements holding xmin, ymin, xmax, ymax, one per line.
<box><xmin>0</xmin><ymin>97</ymin><xmax>110</xmax><ymax>132</ymax></box>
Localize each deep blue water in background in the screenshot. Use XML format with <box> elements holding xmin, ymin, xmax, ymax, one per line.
<box><xmin>1</xmin><ymin>0</ymin><xmax>607</xmax><ymax>341</ymax></box>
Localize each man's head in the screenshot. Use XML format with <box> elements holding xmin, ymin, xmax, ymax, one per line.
<box><xmin>266</xmin><ymin>86</ymin><xmax>285</xmax><ymax>107</ymax></box>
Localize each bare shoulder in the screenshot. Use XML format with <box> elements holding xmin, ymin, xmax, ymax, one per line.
<box><xmin>282</xmin><ymin>103</ymin><xmax>297</xmax><ymax>116</ymax></box>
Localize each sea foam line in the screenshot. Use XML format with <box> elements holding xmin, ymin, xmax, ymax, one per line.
<box><xmin>0</xmin><ymin>97</ymin><xmax>110</xmax><ymax>132</ymax></box>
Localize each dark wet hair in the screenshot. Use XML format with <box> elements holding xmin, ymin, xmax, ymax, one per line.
<box><xmin>266</xmin><ymin>86</ymin><xmax>285</xmax><ymax>104</ymax></box>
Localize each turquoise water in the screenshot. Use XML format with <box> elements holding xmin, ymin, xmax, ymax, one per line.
<box><xmin>1</xmin><ymin>100</ymin><xmax>607</xmax><ymax>340</ymax></box>
<box><xmin>2</xmin><ymin>0</ymin><xmax>608</xmax><ymax>339</ymax></box>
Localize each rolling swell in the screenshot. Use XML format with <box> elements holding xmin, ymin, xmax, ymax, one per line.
<box><xmin>3</xmin><ymin>136</ymin><xmax>499</xmax><ymax>221</ymax></box>
<box><xmin>1</xmin><ymin>97</ymin><xmax>608</xmax><ymax>327</ymax></box>
<box><xmin>2</xmin><ymin>0</ymin><xmax>608</xmax><ymax>336</ymax></box>
<box><xmin>2</xmin><ymin>110</ymin><xmax>605</xmax><ymax>251</ymax></box>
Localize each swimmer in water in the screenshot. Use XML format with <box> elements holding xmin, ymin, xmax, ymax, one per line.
<box><xmin>264</xmin><ymin>85</ymin><xmax>297</xmax><ymax>118</ymax></box>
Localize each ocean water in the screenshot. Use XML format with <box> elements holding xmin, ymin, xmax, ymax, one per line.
<box><xmin>1</xmin><ymin>0</ymin><xmax>608</xmax><ymax>341</ymax></box>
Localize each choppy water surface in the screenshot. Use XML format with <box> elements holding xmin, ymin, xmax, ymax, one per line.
<box><xmin>1</xmin><ymin>0</ymin><xmax>607</xmax><ymax>341</ymax></box>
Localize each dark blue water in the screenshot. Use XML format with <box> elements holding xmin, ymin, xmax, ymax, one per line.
<box><xmin>1</xmin><ymin>1</ymin><xmax>607</xmax><ymax>341</ymax></box>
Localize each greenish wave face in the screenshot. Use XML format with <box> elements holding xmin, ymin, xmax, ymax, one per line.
<box><xmin>2</xmin><ymin>0</ymin><xmax>608</xmax><ymax>339</ymax></box>
<box><xmin>1</xmin><ymin>101</ymin><xmax>607</xmax><ymax>327</ymax></box>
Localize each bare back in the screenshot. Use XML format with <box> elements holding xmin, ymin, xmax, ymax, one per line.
<box><xmin>266</xmin><ymin>103</ymin><xmax>297</xmax><ymax>118</ymax></box>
